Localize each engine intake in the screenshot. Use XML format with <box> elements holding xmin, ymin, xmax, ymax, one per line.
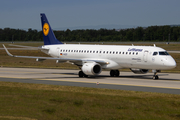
<box><xmin>130</xmin><ymin>68</ymin><xmax>149</xmax><ymax>74</ymax></box>
<box><xmin>82</xmin><ymin>62</ymin><xmax>102</xmax><ymax>75</ymax></box>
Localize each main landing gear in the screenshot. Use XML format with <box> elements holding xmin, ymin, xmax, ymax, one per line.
<box><xmin>78</xmin><ymin>71</ymin><xmax>88</xmax><ymax>78</ymax></box>
<box><xmin>110</xmin><ymin>70</ymin><xmax>120</xmax><ymax>77</ymax></box>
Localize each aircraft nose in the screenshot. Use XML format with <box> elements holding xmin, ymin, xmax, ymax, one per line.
<box><xmin>164</xmin><ymin>57</ymin><xmax>176</xmax><ymax>69</ymax></box>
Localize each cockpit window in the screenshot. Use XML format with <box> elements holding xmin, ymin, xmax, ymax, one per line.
<box><xmin>159</xmin><ymin>51</ymin><xmax>169</xmax><ymax>55</ymax></box>
<box><xmin>153</xmin><ymin>52</ymin><xmax>158</xmax><ymax>56</ymax></box>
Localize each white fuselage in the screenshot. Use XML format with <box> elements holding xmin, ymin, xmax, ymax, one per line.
<box><xmin>42</xmin><ymin>44</ymin><xmax>176</xmax><ymax>70</ymax></box>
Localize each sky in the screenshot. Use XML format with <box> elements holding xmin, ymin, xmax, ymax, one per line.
<box><xmin>1</xmin><ymin>0</ymin><xmax>180</xmax><ymax>30</ymax></box>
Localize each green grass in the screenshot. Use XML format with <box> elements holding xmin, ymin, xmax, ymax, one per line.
<box><xmin>0</xmin><ymin>81</ymin><xmax>180</xmax><ymax>120</ymax></box>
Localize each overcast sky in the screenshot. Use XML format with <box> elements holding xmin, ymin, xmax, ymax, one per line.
<box><xmin>1</xmin><ymin>0</ymin><xmax>180</xmax><ymax>30</ymax></box>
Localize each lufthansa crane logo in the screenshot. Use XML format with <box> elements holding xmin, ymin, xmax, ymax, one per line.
<box><xmin>43</xmin><ymin>23</ymin><xmax>49</xmax><ymax>36</ymax></box>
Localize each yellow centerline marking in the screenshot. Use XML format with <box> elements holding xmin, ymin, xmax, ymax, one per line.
<box><xmin>0</xmin><ymin>70</ymin><xmax>38</xmax><ymax>74</ymax></box>
<box><xmin>0</xmin><ymin>76</ymin><xmax>29</xmax><ymax>79</ymax></box>
<box><xmin>36</xmin><ymin>78</ymin><xmax>180</xmax><ymax>90</ymax></box>
<box><xmin>0</xmin><ymin>76</ymin><xmax>180</xmax><ymax>90</ymax></box>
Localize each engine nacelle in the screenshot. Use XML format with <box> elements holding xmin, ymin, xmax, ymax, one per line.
<box><xmin>130</xmin><ymin>68</ymin><xmax>149</xmax><ymax>74</ymax></box>
<box><xmin>82</xmin><ymin>62</ymin><xmax>102</xmax><ymax>75</ymax></box>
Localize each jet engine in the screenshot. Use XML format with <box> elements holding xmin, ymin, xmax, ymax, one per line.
<box><xmin>130</xmin><ymin>68</ymin><xmax>149</xmax><ymax>74</ymax></box>
<box><xmin>82</xmin><ymin>62</ymin><xmax>102</xmax><ymax>75</ymax></box>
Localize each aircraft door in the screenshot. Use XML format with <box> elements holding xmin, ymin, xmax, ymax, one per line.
<box><xmin>56</xmin><ymin>47</ymin><xmax>60</xmax><ymax>57</ymax></box>
<box><xmin>143</xmin><ymin>50</ymin><xmax>148</xmax><ymax>62</ymax></box>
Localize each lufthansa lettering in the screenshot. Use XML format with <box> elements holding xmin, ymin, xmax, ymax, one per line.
<box><xmin>128</xmin><ymin>48</ymin><xmax>143</xmax><ymax>52</ymax></box>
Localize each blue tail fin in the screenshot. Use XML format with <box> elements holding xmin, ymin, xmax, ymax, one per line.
<box><xmin>40</xmin><ymin>13</ymin><xmax>63</xmax><ymax>45</ymax></box>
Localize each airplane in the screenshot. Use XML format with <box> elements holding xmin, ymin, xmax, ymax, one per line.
<box><xmin>3</xmin><ymin>13</ymin><xmax>176</xmax><ymax>80</ymax></box>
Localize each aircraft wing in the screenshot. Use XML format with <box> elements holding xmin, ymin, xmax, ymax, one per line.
<box><xmin>8</xmin><ymin>44</ymin><xmax>50</xmax><ymax>51</ymax></box>
<box><xmin>8</xmin><ymin>44</ymin><xmax>38</xmax><ymax>48</ymax></box>
<box><xmin>3</xmin><ymin>44</ymin><xmax>108</xmax><ymax>65</ymax></box>
<box><xmin>8</xmin><ymin>44</ymin><xmax>41</xmax><ymax>50</ymax></box>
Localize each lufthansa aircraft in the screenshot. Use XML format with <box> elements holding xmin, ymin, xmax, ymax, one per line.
<box><xmin>3</xmin><ymin>13</ymin><xmax>176</xmax><ymax>79</ymax></box>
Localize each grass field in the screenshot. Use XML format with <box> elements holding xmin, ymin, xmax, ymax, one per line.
<box><xmin>0</xmin><ymin>42</ymin><xmax>180</xmax><ymax>120</ymax></box>
<box><xmin>0</xmin><ymin>81</ymin><xmax>180</xmax><ymax>120</ymax></box>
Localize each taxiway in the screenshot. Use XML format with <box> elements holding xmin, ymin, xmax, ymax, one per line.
<box><xmin>0</xmin><ymin>67</ymin><xmax>179</xmax><ymax>94</ymax></box>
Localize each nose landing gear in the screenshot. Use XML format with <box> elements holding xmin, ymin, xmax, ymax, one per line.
<box><xmin>152</xmin><ymin>70</ymin><xmax>161</xmax><ymax>80</ymax></box>
<box><xmin>153</xmin><ymin>73</ymin><xmax>159</xmax><ymax>80</ymax></box>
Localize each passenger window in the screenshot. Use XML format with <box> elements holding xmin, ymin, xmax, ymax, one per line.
<box><xmin>122</xmin><ymin>52</ymin><xmax>124</xmax><ymax>54</ymax></box>
<box><xmin>153</xmin><ymin>52</ymin><xmax>158</xmax><ymax>56</ymax></box>
<box><xmin>119</xmin><ymin>52</ymin><xmax>121</xmax><ymax>54</ymax></box>
<box><xmin>103</xmin><ymin>51</ymin><xmax>105</xmax><ymax>54</ymax></box>
<box><xmin>136</xmin><ymin>52</ymin><xmax>138</xmax><ymax>55</ymax></box>
<box><xmin>126</xmin><ymin>52</ymin><xmax>128</xmax><ymax>54</ymax></box>
<box><xmin>107</xmin><ymin>51</ymin><xmax>108</xmax><ymax>54</ymax></box>
<box><xmin>129</xmin><ymin>52</ymin><xmax>131</xmax><ymax>55</ymax></box>
<box><xmin>116</xmin><ymin>52</ymin><xmax>118</xmax><ymax>54</ymax></box>
<box><xmin>96</xmin><ymin>51</ymin><xmax>98</xmax><ymax>53</ymax></box>
<box><xmin>71</xmin><ymin>50</ymin><xmax>73</xmax><ymax>52</ymax></box>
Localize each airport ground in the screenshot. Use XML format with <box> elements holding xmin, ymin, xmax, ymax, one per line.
<box><xmin>0</xmin><ymin>68</ymin><xmax>180</xmax><ymax>119</ymax></box>
<box><xmin>0</xmin><ymin>68</ymin><xmax>180</xmax><ymax>94</ymax></box>
<box><xmin>0</xmin><ymin>42</ymin><xmax>180</xmax><ymax>94</ymax></box>
<box><xmin>0</xmin><ymin>42</ymin><xmax>180</xmax><ymax>119</ymax></box>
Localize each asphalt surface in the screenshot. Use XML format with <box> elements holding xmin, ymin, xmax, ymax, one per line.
<box><xmin>0</xmin><ymin>67</ymin><xmax>180</xmax><ymax>94</ymax></box>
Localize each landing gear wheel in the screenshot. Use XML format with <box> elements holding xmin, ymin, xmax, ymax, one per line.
<box><xmin>152</xmin><ymin>70</ymin><xmax>160</xmax><ymax>80</ymax></box>
<box><xmin>110</xmin><ymin>70</ymin><xmax>115</xmax><ymax>77</ymax></box>
<box><xmin>110</xmin><ymin>70</ymin><xmax>120</xmax><ymax>77</ymax></box>
<box><xmin>78</xmin><ymin>71</ymin><xmax>88</xmax><ymax>78</ymax></box>
<box><xmin>153</xmin><ymin>75</ymin><xmax>159</xmax><ymax>80</ymax></box>
<box><xmin>79</xmin><ymin>71</ymin><xmax>84</xmax><ymax>78</ymax></box>
<box><xmin>115</xmin><ymin>70</ymin><xmax>120</xmax><ymax>77</ymax></box>
<box><xmin>84</xmin><ymin>74</ymin><xmax>88</xmax><ymax>78</ymax></box>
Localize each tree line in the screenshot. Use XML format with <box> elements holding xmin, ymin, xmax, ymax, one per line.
<box><xmin>1</xmin><ymin>25</ymin><xmax>180</xmax><ymax>42</ymax></box>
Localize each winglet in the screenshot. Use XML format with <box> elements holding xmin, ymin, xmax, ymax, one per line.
<box><xmin>2</xmin><ymin>44</ymin><xmax>14</xmax><ymax>57</ymax></box>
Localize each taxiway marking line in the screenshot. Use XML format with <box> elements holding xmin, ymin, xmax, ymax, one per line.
<box><xmin>36</xmin><ymin>78</ymin><xmax>180</xmax><ymax>90</ymax></box>
<box><xmin>0</xmin><ymin>76</ymin><xmax>180</xmax><ymax>90</ymax></box>
<box><xmin>0</xmin><ymin>70</ymin><xmax>39</xmax><ymax>74</ymax></box>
